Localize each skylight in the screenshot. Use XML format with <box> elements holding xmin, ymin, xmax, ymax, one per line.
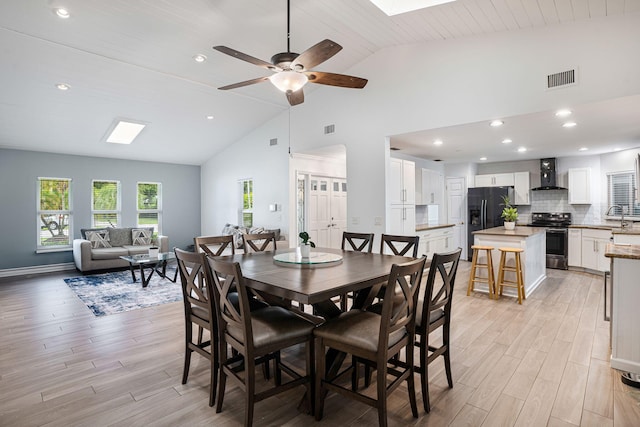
<box><xmin>369</xmin><ymin>0</ymin><xmax>456</xmax><ymax>16</ymax></box>
<box><xmin>104</xmin><ymin>120</ymin><xmax>146</xmax><ymax>144</ymax></box>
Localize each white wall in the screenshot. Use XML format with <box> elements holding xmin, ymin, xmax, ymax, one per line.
<box><xmin>202</xmin><ymin>14</ymin><xmax>640</xmax><ymax>239</ymax></box>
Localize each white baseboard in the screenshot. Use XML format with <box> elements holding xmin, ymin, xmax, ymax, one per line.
<box><xmin>0</xmin><ymin>262</ymin><xmax>77</xmax><ymax>278</ymax></box>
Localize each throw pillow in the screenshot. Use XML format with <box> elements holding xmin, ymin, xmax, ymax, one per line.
<box><xmin>85</xmin><ymin>230</ymin><xmax>111</xmax><ymax>249</ymax></box>
<box><xmin>132</xmin><ymin>228</ymin><xmax>153</xmax><ymax>245</ymax></box>
<box><xmin>221</xmin><ymin>223</ymin><xmax>237</xmax><ymax>235</ymax></box>
<box><xmin>107</xmin><ymin>227</ymin><xmax>133</xmax><ymax>247</ymax></box>
<box><xmin>232</xmin><ymin>227</ymin><xmax>246</xmax><ymax>249</ymax></box>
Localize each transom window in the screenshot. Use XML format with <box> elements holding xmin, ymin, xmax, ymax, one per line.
<box><xmin>92</xmin><ymin>180</ymin><xmax>120</xmax><ymax>227</ymax></box>
<box><xmin>137</xmin><ymin>182</ymin><xmax>162</xmax><ymax>234</ymax></box>
<box><xmin>37</xmin><ymin>177</ymin><xmax>72</xmax><ymax>250</ymax></box>
<box><xmin>607</xmin><ymin>171</ymin><xmax>640</xmax><ymax>218</ymax></box>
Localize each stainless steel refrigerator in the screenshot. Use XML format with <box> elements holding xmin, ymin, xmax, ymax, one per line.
<box><xmin>467</xmin><ymin>186</ymin><xmax>514</xmax><ymax>261</ymax></box>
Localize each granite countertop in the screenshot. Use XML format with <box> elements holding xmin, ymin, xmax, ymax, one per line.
<box><xmin>571</xmin><ymin>224</ymin><xmax>640</xmax><ymax>234</ymax></box>
<box><xmin>605</xmin><ymin>243</ymin><xmax>640</xmax><ymax>259</ymax></box>
<box><xmin>416</xmin><ymin>223</ymin><xmax>454</xmax><ymax>231</ymax></box>
<box><xmin>473</xmin><ymin>226</ymin><xmax>547</xmax><ymax>237</ymax></box>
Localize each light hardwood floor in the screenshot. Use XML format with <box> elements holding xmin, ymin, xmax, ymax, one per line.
<box><xmin>1</xmin><ymin>263</ymin><xmax>639</xmax><ymax>426</ymax></box>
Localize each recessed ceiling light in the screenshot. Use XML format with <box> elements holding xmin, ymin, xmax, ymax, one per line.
<box><xmin>193</xmin><ymin>54</ymin><xmax>207</xmax><ymax>63</ymax></box>
<box><xmin>433</xmin><ymin>139</ymin><xmax>443</xmax><ymax>146</ymax></box>
<box><xmin>517</xmin><ymin>147</ymin><xmax>527</xmax><ymax>153</ymax></box>
<box><xmin>502</xmin><ymin>138</ymin><xmax>512</xmax><ymax>144</ymax></box>
<box><xmin>369</xmin><ymin>0</ymin><xmax>457</xmax><ymax>16</ymax></box>
<box><xmin>562</xmin><ymin>122</ymin><xmax>577</xmax><ymax>128</ymax></box>
<box><xmin>55</xmin><ymin>83</ymin><xmax>70</xmax><ymax>91</ymax></box>
<box><xmin>54</xmin><ymin>8</ymin><xmax>70</xmax><ymax>18</ymax></box>
<box><xmin>206</xmin><ymin>115</ymin><xmax>214</xmax><ymax>120</ymax></box>
<box><xmin>613</xmin><ymin>148</ymin><xmax>621</xmax><ymax>152</ymax></box>
<box><xmin>480</xmin><ymin>157</ymin><xmax>487</xmax><ymax>161</ymax></box>
<box><xmin>104</xmin><ymin>120</ymin><xmax>147</xmax><ymax>144</ymax></box>
<box><xmin>490</xmin><ymin>120</ymin><xmax>504</xmax><ymax>127</ymax></box>
<box><xmin>579</xmin><ymin>147</ymin><xmax>588</xmax><ymax>151</ymax></box>
<box><xmin>555</xmin><ymin>109</ymin><xmax>572</xmax><ymax>117</ymax></box>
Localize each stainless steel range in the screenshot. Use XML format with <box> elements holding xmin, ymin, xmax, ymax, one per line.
<box><xmin>528</xmin><ymin>212</ymin><xmax>572</xmax><ymax>270</ymax></box>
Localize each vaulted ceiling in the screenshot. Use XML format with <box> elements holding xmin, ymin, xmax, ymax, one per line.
<box><xmin>1</xmin><ymin>0</ymin><xmax>639</xmax><ymax>164</ymax></box>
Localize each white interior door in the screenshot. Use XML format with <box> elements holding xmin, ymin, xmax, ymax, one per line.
<box><xmin>446</xmin><ymin>177</ymin><xmax>466</xmax><ymax>259</ymax></box>
<box><xmin>307</xmin><ymin>176</ymin><xmax>347</xmax><ymax>249</ymax></box>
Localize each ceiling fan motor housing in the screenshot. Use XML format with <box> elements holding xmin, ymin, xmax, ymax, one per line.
<box><xmin>271</xmin><ymin>52</ymin><xmax>300</xmax><ymax>70</ymax></box>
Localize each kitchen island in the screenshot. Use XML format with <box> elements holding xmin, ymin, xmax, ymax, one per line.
<box><xmin>604</xmin><ymin>243</ymin><xmax>640</xmax><ymax>387</ymax></box>
<box><xmin>472</xmin><ymin>226</ymin><xmax>547</xmax><ymax>299</ymax></box>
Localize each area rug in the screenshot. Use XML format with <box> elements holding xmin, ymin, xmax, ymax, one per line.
<box><xmin>64</xmin><ymin>268</ymin><xmax>182</xmax><ymax>316</ymax></box>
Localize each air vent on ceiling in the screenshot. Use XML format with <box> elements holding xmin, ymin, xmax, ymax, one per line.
<box><xmin>324</xmin><ymin>124</ymin><xmax>335</xmax><ymax>135</ymax></box>
<box><xmin>269</xmin><ymin>138</ymin><xmax>278</xmax><ymax>146</ymax></box>
<box><xmin>547</xmin><ymin>69</ymin><xmax>576</xmax><ymax>89</ymax></box>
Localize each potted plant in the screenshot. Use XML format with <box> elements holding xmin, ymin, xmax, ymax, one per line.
<box><xmin>501</xmin><ymin>195</ymin><xmax>518</xmax><ymax>230</ymax></box>
<box><xmin>298</xmin><ymin>231</ymin><xmax>316</xmax><ymax>258</ymax></box>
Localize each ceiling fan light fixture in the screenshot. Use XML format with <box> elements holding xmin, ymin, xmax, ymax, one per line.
<box><xmin>269</xmin><ymin>71</ymin><xmax>308</xmax><ymax>93</ymax></box>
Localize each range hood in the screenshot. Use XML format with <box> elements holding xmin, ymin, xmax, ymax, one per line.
<box><xmin>532</xmin><ymin>158</ymin><xmax>567</xmax><ymax>191</ymax></box>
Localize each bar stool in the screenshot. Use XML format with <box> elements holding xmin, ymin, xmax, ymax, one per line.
<box><xmin>496</xmin><ymin>247</ymin><xmax>525</xmax><ymax>304</ymax></box>
<box><xmin>467</xmin><ymin>245</ymin><xmax>496</xmax><ymax>299</ymax></box>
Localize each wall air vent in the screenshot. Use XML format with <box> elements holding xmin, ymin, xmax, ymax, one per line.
<box><xmin>390</xmin><ymin>147</ymin><xmax>400</xmax><ymax>151</ymax></box>
<box><xmin>269</xmin><ymin>138</ymin><xmax>278</xmax><ymax>146</ymax></box>
<box><xmin>324</xmin><ymin>124</ymin><xmax>335</xmax><ymax>135</ymax></box>
<box><xmin>547</xmin><ymin>69</ymin><xmax>576</xmax><ymax>89</ymax></box>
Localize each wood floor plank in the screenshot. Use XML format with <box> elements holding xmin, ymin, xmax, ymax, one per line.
<box><xmin>481</xmin><ymin>393</ymin><xmax>524</xmax><ymax>427</ymax></box>
<box><xmin>513</xmin><ymin>377</ymin><xmax>560</xmax><ymax>427</ymax></box>
<box><xmin>583</xmin><ymin>359</ymin><xmax>615</xmax><ymax>418</ymax></box>
<box><xmin>550</xmin><ymin>362</ymin><xmax>589</xmax><ymax>425</ymax></box>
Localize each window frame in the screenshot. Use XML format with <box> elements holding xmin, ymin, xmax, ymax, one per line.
<box><xmin>239</xmin><ymin>178</ymin><xmax>254</xmax><ymax>228</ymax></box>
<box><xmin>36</xmin><ymin>177</ymin><xmax>73</xmax><ymax>252</ymax></box>
<box><xmin>91</xmin><ymin>179</ymin><xmax>121</xmax><ymax>228</ymax></box>
<box><xmin>607</xmin><ymin>170</ymin><xmax>640</xmax><ymax>220</ymax></box>
<box><xmin>136</xmin><ymin>181</ymin><xmax>162</xmax><ymax>235</ymax></box>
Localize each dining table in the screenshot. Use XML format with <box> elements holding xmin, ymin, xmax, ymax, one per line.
<box><xmin>217</xmin><ymin>247</ymin><xmax>422</xmax><ymax>411</ymax></box>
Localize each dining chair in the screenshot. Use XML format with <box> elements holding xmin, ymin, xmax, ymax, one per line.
<box><xmin>194</xmin><ymin>234</ymin><xmax>235</xmax><ymax>256</ymax></box>
<box><xmin>242</xmin><ymin>232</ymin><xmax>277</xmax><ymax>253</ymax></box>
<box><xmin>339</xmin><ymin>231</ymin><xmax>375</xmax><ymax>310</ymax></box>
<box><xmin>175</xmin><ymin>248</ymin><xmax>218</xmax><ymax>407</ymax></box>
<box><xmin>207</xmin><ymin>257</ymin><xmax>316</xmax><ymax>427</ymax></box>
<box><xmin>413</xmin><ymin>248</ymin><xmax>462</xmax><ymax>412</ymax></box>
<box><xmin>314</xmin><ymin>256</ymin><xmax>427</xmax><ymax>427</ymax></box>
<box><xmin>380</xmin><ymin>233</ymin><xmax>419</xmax><ymax>257</ymax></box>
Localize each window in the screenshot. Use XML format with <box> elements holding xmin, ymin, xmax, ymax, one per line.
<box><xmin>137</xmin><ymin>182</ymin><xmax>162</xmax><ymax>234</ymax></box>
<box><xmin>607</xmin><ymin>171</ymin><xmax>640</xmax><ymax>218</ymax></box>
<box><xmin>37</xmin><ymin>177</ymin><xmax>72</xmax><ymax>250</ymax></box>
<box><xmin>239</xmin><ymin>179</ymin><xmax>253</xmax><ymax>227</ymax></box>
<box><xmin>92</xmin><ymin>180</ymin><xmax>120</xmax><ymax>227</ymax></box>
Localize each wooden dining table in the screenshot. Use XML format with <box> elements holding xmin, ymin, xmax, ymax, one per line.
<box><xmin>217</xmin><ymin>247</ymin><xmax>421</xmax><ymax>412</ymax></box>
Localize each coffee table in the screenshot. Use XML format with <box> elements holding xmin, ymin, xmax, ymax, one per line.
<box><xmin>119</xmin><ymin>252</ymin><xmax>177</xmax><ymax>288</ymax></box>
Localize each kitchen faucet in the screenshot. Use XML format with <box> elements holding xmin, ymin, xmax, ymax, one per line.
<box><xmin>606</xmin><ymin>204</ymin><xmax>629</xmax><ymax>229</ymax></box>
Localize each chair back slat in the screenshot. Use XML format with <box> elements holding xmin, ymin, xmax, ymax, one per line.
<box><xmin>207</xmin><ymin>258</ymin><xmax>254</xmax><ymax>350</ymax></box>
<box><xmin>242</xmin><ymin>232</ymin><xmax>277</xmax><ymax>253</ymax></box>
<box><xmin>380</xmin><ymin>234</ymin><xmax>419</xmax><ymax>258</ymax></box>
<box><xmin>175</xmin><ymin>248</ymin><xmax>215</xmax><ymax>322</ymax></box>
<box><xmin>341</xmin><ymin>232</ymin><xmax>374</xmax><ymax>253</ymax></box>
<box><xmin>420</xmin><ymin>249</ymin><xmax>462</xmax><ymax>330</ymax></box>
<box><xmin>379</xmin><ymin>256</ymin><xmax>426</xmax><ymax>347</ymax></box>
<box><xmin>194</xmin><ymin>235</ymin><xmax>235</xmax><ymax>256</ymax></box>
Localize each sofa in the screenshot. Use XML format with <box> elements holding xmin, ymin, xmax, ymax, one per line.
<box><xmin>73</xmin><ymin>226</ymin><xmax>168</xmax><ymax>272</ymax></box>
<box><xmin>196</xmin><ymin>224</ymin><xmax>288</xmax><ymax>255</ymax></box>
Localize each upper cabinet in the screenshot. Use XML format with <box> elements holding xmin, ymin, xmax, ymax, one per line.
<box><xmin>475</xmin><ymin>173</ymin><xmax>515</xmax><ymax>187</ymax></box>
<box><xmin>416</xmin><ymin>168</ymin><xmax>443</xmax><ymax>205</ymax></box>
<box><xmin>568</xmin><ymin>168</ymin><xmax>591</xmax><ymax>204</ymax></box>
<box><xmin>513</xmin><ymin>172</ymin><xmax>530</xmax><ymax>205</ymax></box>
<box><xmin>390</xmin><ymin>158</ymin><xmax>415</xmax><ymax>205</ymax></box>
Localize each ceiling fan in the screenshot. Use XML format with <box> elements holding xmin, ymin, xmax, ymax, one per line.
<box><xmin>213</xmin><ymin>0</ymin><xmax>368</xmax><ymax>106</ymax></box>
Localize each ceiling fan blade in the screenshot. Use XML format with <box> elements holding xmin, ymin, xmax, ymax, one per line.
<box><xmin>306</xmin><ymin>72</ymin><xmax>368</xmax><ymax>89</ymax></box>
<box><xmin>218</xmin><ymin>76</ymin><xmax>270</xmax><ymax>90</ymax></box>
<box><xmin>213</xmin><ymin>46</ymin><xmax>277</xmax><ymax>70</ymax></box>
<box><xmin>286</xmin><ymin>89</ymin><xmax>304</xmax><ymax>106</ymax></box>
<box><xmin>291</xmin><ymin>39</ymin><xmax>342</xmax><ymax>71</ymax></box>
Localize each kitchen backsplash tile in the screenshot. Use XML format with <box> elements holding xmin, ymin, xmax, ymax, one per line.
<box><xmin>515</xmin><ymin>190</ymin><xmax>603</xmax><ymax>225</ymax></box>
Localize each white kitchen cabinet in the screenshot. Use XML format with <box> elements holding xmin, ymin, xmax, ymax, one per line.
<box><xmin>613</xmin><ymin>233</ymin><xmax>640</xmax><ymax>245</ymax></box>
<box><xmin>513</xmin><ymin>171</ymin><xmax>530</xmax><ymax>205</ymax></box>
<box><xmin>416</xmin><ymin>168</ymin><xmax>443</xmax><ymax>205</ymax></box>
<box><xmin>390</xmin><ymin>204</ymin><xmax>416</xmax><ymax>235</ymax></box>
<box><xmin>417</xmin><ymin>226</ymin><xmax>454</xmax><ymax>259</ymax></box>
<box><xmin>568</xmin><ymin>228</ymin><xmax>582</xmax><ymax>267</ymax></box>
<box><xmin>474</xmin><ymin>173</ymin><xmax>515</xmax><ymax>188</ymax></box>
<box><xmin>568</xmin><ymin>168</ymin><xmax>591</xmax><ymax>204</ymax></box>
<box><xmin>581</xmin><ymin>229</ymin><xmax>611</xmax><ymax>272</ymax></box>
<box><xmin>390</xmin><ymin>158</ymin><xmax>415</xmax><ymax>205</ymax></box>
